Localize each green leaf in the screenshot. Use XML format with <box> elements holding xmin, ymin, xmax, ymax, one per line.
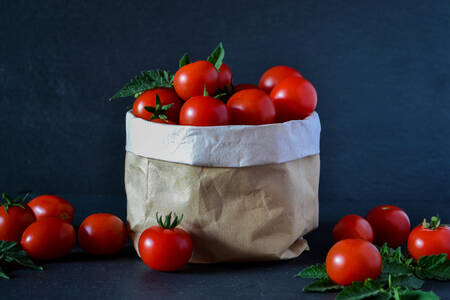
<box><xmin>0</xmin><ymin>265</ymin><xmax>9</xmax><ymax>280</ymax></box>
<box><xmin>335</xmin><ymin>279</ymin><xmax>386</xmax><ymax>300</ymax></box>
<box><xmin>207</xmin><ymin>42</ymin><xmax>225</xmax><ymax>70</ymax></box>
<box><xmin>179</xmin><ymin>53</ymin><xmax>191</xmax><ymax>68</ymax></box>
<box><xmin>109</xmin><ymin>69</ymin><xmax>174</xmax><ymax>101</ymax></box>
<box><xmin>390</xmin><ymin>274</ymin><xmax>424</xmax><ymax>290</ymax></box>
<box><xmin>0</xmin><ymin>241</ymin><xmax>43</xmax><ymax>271</ymax></box>
<box><xmin>398</xmin><ymin>289</ymin><xmax>440</xmax><ymax>300</ymax></box>
<box><xmin>295</xmin><ymin>264</ymin><xmax>328</xmax><ymax>279</ymax></box>
<box><xmin>383</xmin><ymin>261</ymin><xmax>414</xmax><ymax>275</ymax></box>
<box><xmin>416</xmin><ymin>254</ymin><xmax>450</xmax><ymax>281</ymax></box>
<box><xmin>302</xmin><ymin>279</ymin><xmax>343</xmax><ymax>292</ymax></box>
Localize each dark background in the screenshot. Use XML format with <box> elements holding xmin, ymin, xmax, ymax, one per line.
<box><xmin>1</xmin><ymin>1</ymin><xmax>449</xmax><ymax>216</ymax></box>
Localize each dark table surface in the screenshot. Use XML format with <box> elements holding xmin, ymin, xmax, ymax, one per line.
<box><xmin>1</xmin><ymin>196</ymin><xmax>449</xmax><ymax>300</ymax></box>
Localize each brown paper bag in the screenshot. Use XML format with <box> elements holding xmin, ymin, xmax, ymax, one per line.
<box><xmin>124</xmin><ymin>111</ymin><xmax>321</xmax><ymax>263</ymax></box>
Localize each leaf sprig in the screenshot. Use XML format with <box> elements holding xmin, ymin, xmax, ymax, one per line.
<box><xmin>0</xmin><ymin>241</ymin><xmax>43</xmax><ymax>279</ymax></box>
<box><xmin>1</xmin><ymin>193</ymin><xmax>30</xmax><ymax>213</ymax></box>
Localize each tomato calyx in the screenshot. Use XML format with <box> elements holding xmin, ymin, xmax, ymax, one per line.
<box><xmin>1</xmin><ymin>193</ymin><xmax>30</xmax><ymax>214</ymax></box>
<box><xmin>422</xmin><ymin>216</ymin><xmax>446</xmax><ymax>230</ymax></box>
<box><xmin>144</xmin><ymin>94</ymin><xmax>173</xmax><ymax>121</ymax></box>
<box><xmin>156</xmin><ymin>212</ymin><xmax>184</xmax><ymax>229</ymax></box>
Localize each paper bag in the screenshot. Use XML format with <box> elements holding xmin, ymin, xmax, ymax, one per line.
<box><xmin>125</xmin><ymin>111</ymin><xmax>321</xmax><ymax>263</ymax></box>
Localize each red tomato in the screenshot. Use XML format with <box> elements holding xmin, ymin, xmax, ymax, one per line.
<box><xmin>0</xmin><ymin>195</ymin><xmax>35</xmax><ymax>242</ymax></box>
<box><xmin>138</xmin><ymin>213</ymin><xmax>192</xmax><ymax>271</ymax></box>
<box><xmin>270</xmin><ymin>76</ymin><xmax>317</xmax><ymax>122</ymax></box>
<box><xmin>326</xmin><ymin>239</ymin><xmax>382</xmax><ymax>285</ymax></box>
<box><xmin>151</xmin><ymin>119</ymin><xmax>176</xmax><ymax>124</ymax></box>
<box><xmin>132</xmin><ymin>88</ymin><xmax>182</xmax><ymax>123</ymax></box>
<box><xmin>21</xmin><ymin>217</ymin><xmax>76</xmax><ymax>260</ymax></box>
<box><xmin>227</xmin><ymin>89</ymin><xmax>276</xmax><ymax>125</ymax></box>
<box><xmin>28</xmin><ymin>195</ymin><xmax>74</xmax><ymax>223</ymax></box>
<box><xmin>407</xmin><ymin>217</ymin><xmax>450</xmax><ymax>261</ymax></box>
<box><xmin>366</xmin><ymin>205</ymin><xmax>410</xmax><ymax>248</ymax></box>
<box><xmin>78</xmin><ymin>213</ymin><xmax>127</xmax><ymax>255</ymax></box>
<box><xmin>218</xmin><ymin>63</ymin><xmax>232</xmax><ymax>90</ymax></box>
<box><xmin>258</xmin><ymin>65</ymin><xmax>302</xmax><ymax>94</ymax></box>
<box><xmin>234</xmin><ymin>83</ymin><xmax>259</xmax><ymax>92</ymax></box>
<box><xmin>179</xmin><ymin>96</ymin><xmax>230</xmax><ymax>126</ymax></box>
<box><xmin>333</xmin><ymin>214</ymin><xmax>374</xmax><ymax>243</ymax></box>
<box><xmin>174</xmin><ymin>60</ymin><xmax>219</xmax><ymax>101</ymax></box>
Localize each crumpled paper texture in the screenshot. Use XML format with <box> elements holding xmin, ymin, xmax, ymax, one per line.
<box><xmin>126</xmin><ymin>152</ymin><xmax>320</xmax><ymax>263</ymax></box>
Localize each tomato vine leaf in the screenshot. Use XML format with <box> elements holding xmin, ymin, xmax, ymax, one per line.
<box><xmin>295</xmin><ymin>264</ymin><xmax>328</xmax><ymax>279</ymax></box>
<box><xmin>207</xmin><ymin>42</ymin><xmax>225</xmax><ymax>70</ymax></box>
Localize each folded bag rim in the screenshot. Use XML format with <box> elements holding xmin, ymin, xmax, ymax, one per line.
<box><xmin>125</xmin><ymin>111</ymin><xmax>321</xmax><ymax>168</ymax></box>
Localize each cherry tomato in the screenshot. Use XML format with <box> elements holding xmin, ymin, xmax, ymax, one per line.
<box><xmin>258</xmin><ymin>65</ymin><xmax>302</xmax><ymax>94</ymax></box>
<box><xmin>326</xmin><ymin>239</ymin><xmax>382</xmax><ymax>285</ymax></box>
<box><xmin>138</xmin><ymin>213</ymin><xmax>192</xmax><ymax>271</ymax></box>
<box><xmin>333</xmin><ymin>214</ymin><xmax>374</xmax><ymax>243</ymax></box>
<box><xmin>28</xmin><ymin>194</ymin><xmax>74</xmax><ymax>223</ymax></box>
<box><xmin>407</xmin><ymin>216</ymin><xmax>450</xmax><ymax>261</ymax></box>
<box><xmin>21</xmin><ymin>217</ymin><xmax>76</xmax><ymax>260</ymax></box>
<box><xmin>227</xmin><ymin>89</ymin><xmax>276</xmax><ymax>125</ymax></box>
<box><xmin>174</xmin><ymin>60</ymin><xmax>219</xmax><ymax>101</ymax></box>
<box><xmin>78</xmin><ymin>213</ymin><xmax>127</xmax><ymax>255</ymax></box>
<box><xmin>151</xmin><ymin>119</ymin><xmax>176</xmax><ymax>124</ymax></box>
<box><xmin>270</xmin><ymin>76</ymin><xmax>317</xmax><ymax>122</ymax></box>
<box><xmin>366</xmin><ymin>205</ymin><xmax>410</xmax><ymax>248</ymax></box>
<box><xmin>179</xmin><ymin>96</ymin><xmax>230</xmax><ymax>126</ymax></box>
<box><xmin>234</xmin><ymin>83</ymin><xmax>259</xmax><ymax>92</ymax></box>
<box><xmin>132</xmin><ymin>88</ymin><xmax>182</xmax><ymax>123</ymax></box>
<box><xmin>0</xmin><ymin>194</ymin><xmax>35</xmax><ymax>242</ymax></box>
<box><xmin>218</xmin><ymin>63</ymin><xmax>232</xmax><ymax>90</ymax></box>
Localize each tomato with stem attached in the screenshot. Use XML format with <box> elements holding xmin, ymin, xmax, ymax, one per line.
<box><xmin>28</xmin><ymin>194</ymin><xmax>74</xmax><ymax>223</ymax></box>
<box><xmin>227</xmin><ymin>89</ymin><xmax>276</xmax><ymax>125</ymax></box>
<box><xmin>78</xmin><ymin>213</ymin><xmax>127</xmax><ymax>255</ymax></box>
<box><xmin>0</xmin><ymin>193</ymin><xmax>36</xmax><ymax>242</ymax></box>
<box><xmin>407</xmin><ymin>216</ymin><xmax>450</xmax><ymax>261</ymax></box>
<box><xmin>326</xmin><ymin>239</ymin><xmax>382</xmax><ymax>285</ymax></box>
<box><xmin>21</xmin><ymin>217</ymin><xmax>76</xmax><ymax>260</ymax></box>
<box><xmin>259</xmin><ymin>65</ymin><xmax>302</xmax><ymax>94</ymax></box>
<box><xmin>132</xmin><ymin>88</ymin><xmax>181</xmax><ymax>123</ymax></box>
<box><xmin>332</xmin><ymin>214</ymin><xmax>374</xmax><ymax>243</ymax></box>
<box><xmin>174</xmin><ymin>60</ymin><xmax>219</xmax><ymax>101</ymax></box>
<box><xmin>139</xmin><ymin>212</ymin><xmax>192</xmax><ymax>272</ymax></box>
<box><xmin>366</xmin><ymin>205</ymin><xmax>410</xmax><ymax>248</ymax></box>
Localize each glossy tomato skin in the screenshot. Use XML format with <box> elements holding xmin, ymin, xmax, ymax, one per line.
<box><xmin>218</xmin><ymin>63</ymin><xmax>232</xmax><ymax>90</ymax></box>
<box><xmin>132</xmin><ymin>88</ymin><xmax>182</xmax><ymax>123</ymax></box>
<box><xmin>138</xmin><ymin>226</ymin><xmax>193</xmax><ymax>271</ymax></box>
<box><xmin>179</xmin><ymin>96</ymin><xmax>230</xmax><ymax>126</ymax></box>
<box><xmin>407</xmin><ymin>225</ymin><xmax>450</xmax><ymax>261</ymax></box>
<box><xmin>0</xmin><ymin>205</ymin><xmax>35</xmax><ymax>242</ymax></box>
<box><xmin>174</xmin><ymin>60</ymin><xmax>219</xmax><ymax>101</ymax></box>
<box><xmin>28</xmin><ymin>195</ymin><xmax>74</xmax><ymax>223</ymax></box>
<box><xmin>366</xmin><ymin>205</ymin><xmax>410</xmax><ymax>248</ymax></box>
<box><xmin>258</xmin><ymin>66</ymin><xmax>302</xmax><ymax>94</ymax></box>
<box><xmin>333</xmin><ymin>215</ymin><xmax>374</xmax><ymax>243</ymax></box>
<box><xmin>270</xmin><ymin>76</ymin><xmax>317</xmax><ymax>122</ymax></box>
<box><xmin>21</xmin><ymin>217</ymin><xmax>76</xmax><ymax>260</ymax></box>
<box><xmin>234</xmin><ymin>83</ymin><xmax>259</xmax><ymax>92</ymax></box>
<box><xmin>78</xmin><ymin>213</ymin><xmax>127</xmax><ymax>255</ymax></box>
<box><xmin>326</xmin><ymin>239</ymin><xmax>382</xmax><ymax>285</ymax></box>
<box><xmin>227</xmin><ymin>89</ymin><xmax>276</xmax><ymax>125</ymax></box>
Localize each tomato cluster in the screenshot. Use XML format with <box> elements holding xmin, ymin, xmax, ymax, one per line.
<box><xmin>327</xmin><ymin>205</ymin><xmax>450</xmax><ymax>285</ymax></box>
<box><xmin>0</xmin><ymin>193</ymin><xmax>192</xmax><ymax>273</ymax></box>
<box><xmin>113</xmin><ymin>43</ymin><xmax>317</xmax><ymax>126</ymax></box>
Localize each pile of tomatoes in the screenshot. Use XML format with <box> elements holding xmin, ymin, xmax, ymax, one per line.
<box><xmin>0</xmin><ymin>193</ymin><xmax>192</xmax><ymax>272</ymax></box>
<box><xmin>115</xmin><ymin>43</ymin><xmax>317</xmax><ymax>126</ymax></box>
<box><xmin>326</xmin><ymin>205</ymin><xmax>450</xmax><ymax>285</ymax></box>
